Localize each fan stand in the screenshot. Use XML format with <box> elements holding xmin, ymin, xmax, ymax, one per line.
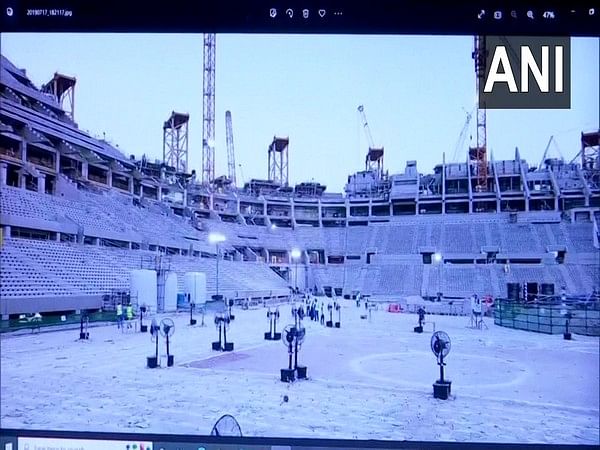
<box><xmin>335</xmin><ymin>304</ymin><xmax>341</xmax><ymax>328</ymax></box>
<box><xmin>280</xmin><ymin>338</ymin><xmax>296</xmax><ymax>382</ymax></box>
<box><xmin>264</xmin><ymin>309</ymin><xmax>282</xmax><ymax>340</ymax></box>
<box><xmin>165</xmin><ymin>334</ymin><xmax>174</xmax><ymax>367</ymax></box>
<box><xmin>433</xmin><ymin>353</ymin><xmax>452</xmax><ymax>399</ymax></box>
<box><xmin>414</xmin><ymin>310</ymin><xmax>425</xmax><ymax>333</ymax></box>
<box><xmin>147</xmin><ymin>331</ymin><xmax>160</xmax><ymax>368</ymax></box>
<box><xmin>223</xmin><ymin>317</ymin><xmax>234</xmax><ymax>351</ymax></box>
<box><xmin>564</xmin><ymin>316</ymin><xmax>572</xmax><ymax>340</ymax></box>
<box><xmin>139</xmin><ymin>308</ymin><xmax>148</xmax><ymax>333</ymax></box>
<box><xmin>433</xmin><ymin>349</ymin><xmax>452</xmax><ymax>400</ymax></box>
<box><xmin>294</xmin><ymin>326</ymin><xmax>307</xmax><ymax>380</ymax></box>
<box><xmin>326</xmin><ymin>304</ymin><xmax>333</xmax><ymax>328</ymax></box>
<box><xmin>189</xmin><ymin>302</ymin><xmax>197</xmax><ymax>326</ymax></box>
<box><xmin>79</xmin><ymin>314</ymin><xmax>90</xmax><ymax>340</ymax></box>
<box><xmin>212</xmin><ymin>319</ymin><xmax>223</xmax><ymax>351</ymax></box>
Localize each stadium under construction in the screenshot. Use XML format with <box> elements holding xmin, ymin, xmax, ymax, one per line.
<box><xmin>0</xmin><ymin>50</ymin><xmax>598</xmax><ymax>333</ymax></box>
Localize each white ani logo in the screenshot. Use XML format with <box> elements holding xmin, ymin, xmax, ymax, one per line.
<box><xmin>484</xmin><ymin>45</ymin><xmax>564</xmax><ymax>93</ymax></box>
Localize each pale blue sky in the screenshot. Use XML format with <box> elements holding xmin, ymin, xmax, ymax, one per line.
<box><xmin>1</xmin><ymin>34</ymin><xmax>598</xmax><ymax>192</ymax></box>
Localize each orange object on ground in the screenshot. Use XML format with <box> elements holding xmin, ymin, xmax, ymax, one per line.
<box><xmin>387</xmin><ymin>303</ymin><xmax>402</xmax><ymax>313</ymax></box>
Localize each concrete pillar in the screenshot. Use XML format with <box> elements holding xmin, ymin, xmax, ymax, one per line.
<box><xmin>157</xmin><ymin>185</ymin><xmax>163</xmax><ymax>201</ymax></box>
<box><xmin>56</xmin><ymin>232</ymin><xmax>61</xmax><ymax>242</ymax></box>
<box><xmin>3</xmin><ymin>225</ymin><xmax>11</xmax><ymax>238</ymax></box>
<box><xmin>107</xmin><ymin>169</ymin><xmax>113</xmax><ymax>188</ymax></box>
<box><xmin>140</xmin><ymin>184</ymin><xmax>144</xmax><ymax>198</ymax></box>
<box><xmin>37</xmin><ymin>174</ymin><xmax>46</xmax><ymax>193</ymax></box>
<box><xmin>128</xmin><ymin>177</ymin><xmax>134</xmax><ymax>194</ymax></box>
<box><xmin>183</xmin><ymin>188</ymin><xmax>188</xmax><ymax>206</ymax></box>
<box><xmin>82</xmin><ymin>161</ymin><xmax>89</xmax><ymax>180</ymax></box>
<box><xmin>0</xmin><ymin>162</ymin><xmax>7</xmax><ymax>185</ymax></box>
<box><xmin>55</xmin><ymin>151</ymin><xmax>60</xmax><ymax>174</ymax></box>
<box><xmin>20</xmin><ymin>140</ymin><xmax>27</xmax><ymax>162</ymax></box>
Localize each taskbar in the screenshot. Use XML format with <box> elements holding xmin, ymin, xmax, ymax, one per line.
<box><xmin>0</xmin><ymin>429</ymin><xmax>593</xmax><ymax>450</ymax></box>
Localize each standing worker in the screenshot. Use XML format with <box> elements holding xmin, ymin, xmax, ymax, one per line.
<box><xmin>471</xmin><ymin>294</ymin><xmax>482</xmax><ymax>328</ymax></box>
<box><xmin>126</xmin><ymin>302</ymin><xmax>134</xmax><ymax>330</ymax></box>
<box><xmin>116</xmin><ymin>302</ymin><xmax>123</xmax><ymax>330</ymax></box>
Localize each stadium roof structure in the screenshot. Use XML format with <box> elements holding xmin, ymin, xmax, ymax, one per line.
<box><xmin>0</xmin><ymin>54</ymin><xmax>133</xmax><ymax>167</ymax></box>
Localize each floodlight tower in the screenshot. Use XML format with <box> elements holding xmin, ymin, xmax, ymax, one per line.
<box><xmin>163</xmin><ymin>111</ymin><xmax>190</xmax><ymax>173</ymax></box>
<box><xmin>268</xmin><ymin>136</ymin><xmax>289</xmax><ymax>186</ymax></box>
<box><xmin>202</xmin><ymin>33</ymin><xmax>216</xmax><ymax>184</ymax></box>
<box><xmin>470</xmin><ymin>35</ymin><xmax>488</xmax><ymax>192</ymax></box>
<box><xmin>41</xmin><ymin>73</ymin><xmax>76</xmax><ymax>121</ymax></box>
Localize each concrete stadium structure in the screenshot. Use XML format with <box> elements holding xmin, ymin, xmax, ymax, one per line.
<box><xmin>1</xmin><ymin>54</ymin><xmax>599</xmax><ymax>318</ymax></box>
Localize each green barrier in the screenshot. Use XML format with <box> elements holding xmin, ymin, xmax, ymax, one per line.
<box><xmin>494</xmin><ymin>300</ymin><xmax>600</xmax><ymax>336</ymax></box>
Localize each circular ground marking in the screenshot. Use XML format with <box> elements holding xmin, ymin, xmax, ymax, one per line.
<box><xmin>349</xmin><ymin>351</ymin><xmax>529</xmax><ymax>389</ymax></box>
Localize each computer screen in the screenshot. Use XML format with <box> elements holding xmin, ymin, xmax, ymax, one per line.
<box><xmin>0</xmin><ymin>1</ymin><xmax>599</xmax><ymax>449</ymax></box>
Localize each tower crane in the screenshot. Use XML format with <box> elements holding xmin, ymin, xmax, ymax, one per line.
<box><xmin>357</xmin><ymin>105</ymin><xmax>384</xmax><ymax>178</ymax></box>
<box><xmin>470</xmin><ymin>35</ymin><xmax>488</xmax><ymax>192</ymax></box>
<box><xmin>225</xmin><ymin>111</ymin><xmax>236</xmax><ymax>186</ymax></box>
<box><xmin>452</xmin><ymin>108</ymin><xmax>474</xmax><ymax>163</ymax></box>
<box><xmin>202</xmin><ymin>33</ymin><xmax>216</xmax><ymax>184</ymax></box>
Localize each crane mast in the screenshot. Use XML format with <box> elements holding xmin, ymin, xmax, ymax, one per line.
<box><xmin>470</xmin><ymin>35</ymin><xmax>488</xmax><ymax>192</ymax></box>
<box><xmin>202</xmin><ymin>33</ymin><xmax>216</xmax><ymax>184</ymax></box>
<box><xmin>225</xmin><ymin>110</ymin><xmax>236</xmax><ymax>186</ymax></box>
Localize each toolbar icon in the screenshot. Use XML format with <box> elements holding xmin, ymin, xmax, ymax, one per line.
<box><xmin>510</xmin><ymin>10</ymin><xmax>517</xmax><ymax>18</ymax></box>
<box><xmin>527</xmin><ymin>10</ymin><xmax>534</xmax><ymax>19</ymax></box>
<box><xmin>6</xmin><ymin>7</ymin><xmax>13</xmax><ymax>16</ymax></box>
<box><xmin>269</xmin><ymin>8</ymin><xmax>277</xmax><ymax>18</ymax></box>
<box><xmin>493</xmin><ymin>10</ymin><xmax>502</xmax><ymax>19</ymax></box>
<box><xmin>285</xmin><ymin>8</ymin><xmax>293</xmax><ymax>18</ymax></box>
<box><xmin>302</xmin><ymin>9</ymin><xmax>309</xmax><ymax>18</ymax></box>
<box><xmin>589</xmin><ymin>8</ymin><xmax>595</xmax><ymax>15</ymax></box>
<box><xmin>542</xmin><ymin>11</ymin><xmax>555</xmax><ymax>19</ymax></box>
<box><xmin>318</xmin><ymin>9</ymin><xmax>326</xmax><ymax>18</ymax></box>
<box><xmin>477</xmin><ymin>9</ymin><xmax>485</xmax><ymax>19</ymax></box>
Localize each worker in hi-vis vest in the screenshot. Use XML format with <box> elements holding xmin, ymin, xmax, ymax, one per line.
<box><xmin>126</xmin><ymin>303</ymin><xmax>133</xmax><ymax>330</ymax></box>
<box><xmin>116</xmin><ymin>302</ymin><xmax>123</xmax><ymax>329</ymax></box>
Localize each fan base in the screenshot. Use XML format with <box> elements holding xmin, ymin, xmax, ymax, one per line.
<box><xmin>326</xmin><ymin>321</ymin><xmax>333</xmax><ymax>328</ymax></box>
<box><xmin>360</xmin><ymin>314</ymin><xmax>367</xmax><ymax>319</ymax></box>
<box><xmin>211</xmin><ymin>341</ymin><xmax>221</xmax><ymax>351</ymax></box>
<box><xmin>189</xmin><ymin>319</ymin><xmax>197</xmax><ymax>326</ymax></box>
<box><xmin>223</xmin><ymin>342</ymin><xmax>234</xmax><ymax>351</ymax></box>
<box><xmin>296</xmin><ymin>365</ymin><xmax>307</xmax><ymax>379</ymax></box>
<box><xmin>414</xmin><ymin>326</ymin><xmax>423</xmax><ymax>333</ymax></box>
<box><xmin>264</xmin><ymin>331</ymin><xmax>272</xmax><ymax>340</ymax></box>
<box><xmin>167</xmin><ymin>355</ymin><xmax>174</xmax><ymax>367</ymax></box>
<box><xmin>140</xmin><ymin>325</ymin><xmax>148</xmax><ymax>333</ymax></box>
<box><xmin>229</xmin><ymin>315</ymin><xmax>235</xmax><ymax>320</ymax></box>
<box><xmin>79</xmin><ymin>332</ymin><xmax>89</xmax><ymax>340</ymax></box>
<box><xmin>433</xmin><ymin>380</ymin><xmax>452</xmax><ymax>400</ymax></box>
<box><xmin>147</xmin><ymin>356</ymin><xmax>159</xmax><ymax>369</ymax></box>
<box><xmin>563</xmin><ymin>332</ymin><xmax>572</xmax><ymax>340</ymax></box>
<box><xmin>335</xmin><ymin>322</ymin><xmax>340</xmax><ymax>328</ymax></box>
<box><xmin>280</xmin><ymin>368</ymin><xmax>295</xmax><ymax>382</ymax></box>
